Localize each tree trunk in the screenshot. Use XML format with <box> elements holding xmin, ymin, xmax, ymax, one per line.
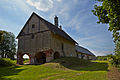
<box><xmin>5</xmin><ymin>53</ymin><xmax>7</xmax><ymax>58</ymax></box>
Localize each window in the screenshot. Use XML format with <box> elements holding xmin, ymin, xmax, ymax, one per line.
<box><xmin>32</xmin><ymin>24</ymin><xmax>35</xmax><ymax>28</ymax></box>
<box><xmin>31</xmin><ymin>34</ymin><xmax>34</xmax><ymax>39</ymax></box>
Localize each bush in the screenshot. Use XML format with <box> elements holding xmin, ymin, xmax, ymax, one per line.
<box><xmin>0</xmin><ymin>58</ymin><xmax>15</xmax><ymax>67</ymax></box>
<box><xmin>108</xmin><ymin>54</ymin><xmax>120</xmax><ymax>67</ymax></box>
<box><xmin>96</xmin><ymin>56</ymin><xmax>108</xmax><ymax>61</ymax></box>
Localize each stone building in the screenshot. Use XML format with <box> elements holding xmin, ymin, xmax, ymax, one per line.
<box><xmin>17</xmin><ymin>12</ymin><xmax>77</xmax><ymax>64</ymax></box>
<box><xmin>76</xmin><ymin>45</ymin><xmax>96</xmax><ymax>60</ymax></box>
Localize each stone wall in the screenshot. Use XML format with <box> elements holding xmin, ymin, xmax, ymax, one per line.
<box><xmin>51</xmin><ymin>32</ymin><xmax>76</xmax><ymax>57</ymax></box>
<box><xmin>18</xmin><ymin>14</ymin><xmax>51</xmax><ymax>55</ymax></box>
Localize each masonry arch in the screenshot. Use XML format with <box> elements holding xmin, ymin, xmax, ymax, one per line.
<box><xmin>35</xmin><ymin>52</ymin><xmax>46</xmax><ymax>64</ymax></box>
<box><xmin>18</xmin><ymin>53</ymin><xmax>31</xmax><ymax>65</ymax></box>
<box><xmin>54</xmin><ymin>52</ymin><xmax>60</xmax><ymax>59</ymax></box>
<box><xmin>23</xmin><ymin>54</ymin><xmax>31</xmax><ymax>64</ymax></box>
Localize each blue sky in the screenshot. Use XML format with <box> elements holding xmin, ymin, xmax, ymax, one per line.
<box><xmin>0</xmin><ymin>0</ymin><xmax>115</xmax><ymax>56</ymax></box>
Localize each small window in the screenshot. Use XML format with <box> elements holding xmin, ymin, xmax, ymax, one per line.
<box><xmin>31</xmin><ymin>34</ymin><xmax>34</xmax><ymax>39</ymax></box>
<box><xmin>32</xmin><ymin>24</ymin><xmax>35</xmax><ymax>28</ymax></box>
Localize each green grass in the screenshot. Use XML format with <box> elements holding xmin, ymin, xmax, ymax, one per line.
<box><xmin>0</xmin><ymin>58</ymin><xmax>16</xmax><ymax>67</ymax></box>
<box><xmin>0</xmin><ymin>57</ymin><xmax>108</xmax><ymax>80</ymax></box>
<box><xmin>23</xmin><ymin>59</ymin><xmax>30</xmax><ymax>64</ymax></box>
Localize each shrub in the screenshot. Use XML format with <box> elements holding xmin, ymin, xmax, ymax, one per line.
<box><xmin>0</xmin><ymin>58</ymin><xmax>15</xmax><ymax>67</ymax></box>
<box><xmin>108</xmin><ymin>54</ymin><xmax>120</xmax><ymax>67</ymax></box>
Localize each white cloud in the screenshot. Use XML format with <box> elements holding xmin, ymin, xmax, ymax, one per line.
<box><xmin>77</xmin><ymin>36</ymin><xmax>97</xmax><ymax>42</ymax></box>
<box><xmin>66</xmin><ymin>8</ymin><xmax>91</xmax><ymax>32</ymax></box>
<box><xmin>77</xmin><ymin>36</ymin><xmax>114</xmax><ymax>56</ymax></box>
<box><xmin>48</xmin><ymin>0</ymin><xmax>79</xmax><ymax>22</ymax></box>
<box><xmin>77</xmin><ymin>35</ymin><xmax>114</xmax><ymax>49</ymax></box>
<box><xmin>0</xmin><ymin>0</ymin><xmax>32</xmax><ymax>15</ymax></box>
<box><xmin>26</xmin><ymin>0</ymin><xmax>62</xmax><ymax>11</ymax></box>
<box><xmin>92</xmin><ymin>50</ymin><xmax>114</xmax><ymax>56</ymax></box>
<box><xmin>77</xmin><ymin>36</ymin><xmax>102</xmax><ymax>49</ymax></box>
<box><xmin>48</xmin><ymin>4</ymin><xmax>70</xmax><ymax>22</ymax></box>
<box><xmin>56</xmin><ymin>0</ymin><xmax>62</xmax><ymax>2</ymax></box>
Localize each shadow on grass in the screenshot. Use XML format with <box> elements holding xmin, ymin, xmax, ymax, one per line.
<box><xmin>51</xmin><ymin>57</ymin><xmax>108</xmax><ymax>71</ymax></box>
<box><xmin>63</xmin><ymin>62</ymin><xmax>109</xmax><ymax>71</ymax></box>
<box><xmin>0</xmin><ymin>66</ymin><xmax>25</xmax><ymax>80</ymax></box>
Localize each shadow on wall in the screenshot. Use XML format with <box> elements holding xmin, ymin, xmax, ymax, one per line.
<box><xmin>0</xmin><ymin>66</ymin><xmax>25</xmax><ymax>80</ymax></box>
<box><xmin>35</xmin><ymin>52</ymin><xmax>46</xmax><ymax>64</ymax></box>
<box><xmin>51</xmin><ymin>57</ymin><xmax>108</xmax><ymax>71</ymax></box>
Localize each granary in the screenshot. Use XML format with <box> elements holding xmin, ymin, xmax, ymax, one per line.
<box><xmin>17</xmin><ymin>12</ymin><xmax>96</xmax><ymax>65</ymax></box>
<box><xmin>17</xmin><ymin>12</ymin><xmax>77</xmax><ymax>64</ymax></box>
<box><xmin>76</xmin><ymin>45</ymin><xmax>96</xmax><ymax>60</ymax></box>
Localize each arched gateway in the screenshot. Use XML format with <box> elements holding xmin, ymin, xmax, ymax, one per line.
<box><xmin>17</xmin><ymin>53</ymin><xmax>31</xmax><ymax>65</ymax></box>
<box><xmin>35</xmin><ymin>52</ymin><xmax>46</xmax><ymax>64</ymax></box>
<box><xmin>54</xmin><ymin>52</ymin><xmax>60</xmax><ymax>59</ymax></box>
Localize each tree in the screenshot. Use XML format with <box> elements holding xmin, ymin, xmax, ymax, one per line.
<box><xmin>0</xmin><ymin>31</ymin><xmax>3</xmax><ymax>43</ymax></box>
<box><xmin>92</xmin><ymin>0</ymin><xmax>120</xmax><ymax>41</ymax></box>
<box><xmin>107</xmin><ymin>54</ymin><xmax>120</xmax><ymax>66</ymax></box>
<box><xmin>97</xmin><ymin>56</ymin><xmax>108</xmax><ymax>60</ymax></box>
<box><xmin>92</xmin><ymin>0</ymin><xmax>120</xmax><ymax>66</ymax></box>
<box><xmin>0</xmin><ymin>31</ymin><xmax>16</xmax><ymax>60</ymax></box>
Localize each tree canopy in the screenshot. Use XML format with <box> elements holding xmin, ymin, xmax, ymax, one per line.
<box><xmin>92</xmin><ymin>0</ymin><xmax>120</xmax><ymax>66</ymax></box>
<box><xmin>0</xmin><ymin>31</ymin><xmax>16</xmax><ymax>60</ymax></box>
<box><xmin>92</xmin><ymin>0</ymin><xmax>120</xmax><ymax>50</ymax></box>
<box><xmin>0</xmin><ymin>31</ymin><xmax>3</xmax><ymax>43</ymax></box>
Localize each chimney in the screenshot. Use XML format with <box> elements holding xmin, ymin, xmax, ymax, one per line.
<box><xmin>59</xmin><ymin>25</ymin><xmax>62</xmax><ymax>30</ymax></box>
<box><xmin>54</xmin><ymin>16</ymin><xmax>58</xmax><ymax>27</ymax></box>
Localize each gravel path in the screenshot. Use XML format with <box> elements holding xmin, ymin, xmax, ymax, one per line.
<box><xmin>107</xmin><ymin>67</ymin><xmax>120</xmax><ymax>80</ymax></box>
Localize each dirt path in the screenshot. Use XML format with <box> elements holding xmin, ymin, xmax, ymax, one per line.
<box><xmin>107</xmin><ymin>67</ymin><xmax>120</xmax><ymax>80</ymax></box>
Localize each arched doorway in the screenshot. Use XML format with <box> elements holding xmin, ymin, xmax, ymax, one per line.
<box><xmin>35</xmin><ymin>52</ymin><xmax>46</xmax><ymax>64</ymax></box>
<box><xmin>23</xmin><ymin>54</ymin><xmax>30</xmax><ymax>64</ymax></box>
<box><xmin>54</xmin><ymin>52</ymin><xmax>60</xmax><ymax>59</ymax></box>
<box><xmin>18</xmin><ymin>53</ymin><xmax>31</xmax><ymax>65</ymax></box>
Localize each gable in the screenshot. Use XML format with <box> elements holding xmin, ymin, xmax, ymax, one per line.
<box><xmin>17</xmin><ymin>13</ymin><xmax>49</xmax><ymax>38</ymax></box>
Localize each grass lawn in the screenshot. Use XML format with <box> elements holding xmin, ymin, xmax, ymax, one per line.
<box><xmin>0</xmin><ymin>57</ymin><xmax>109</xmax><ymax>80</ymax></box>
